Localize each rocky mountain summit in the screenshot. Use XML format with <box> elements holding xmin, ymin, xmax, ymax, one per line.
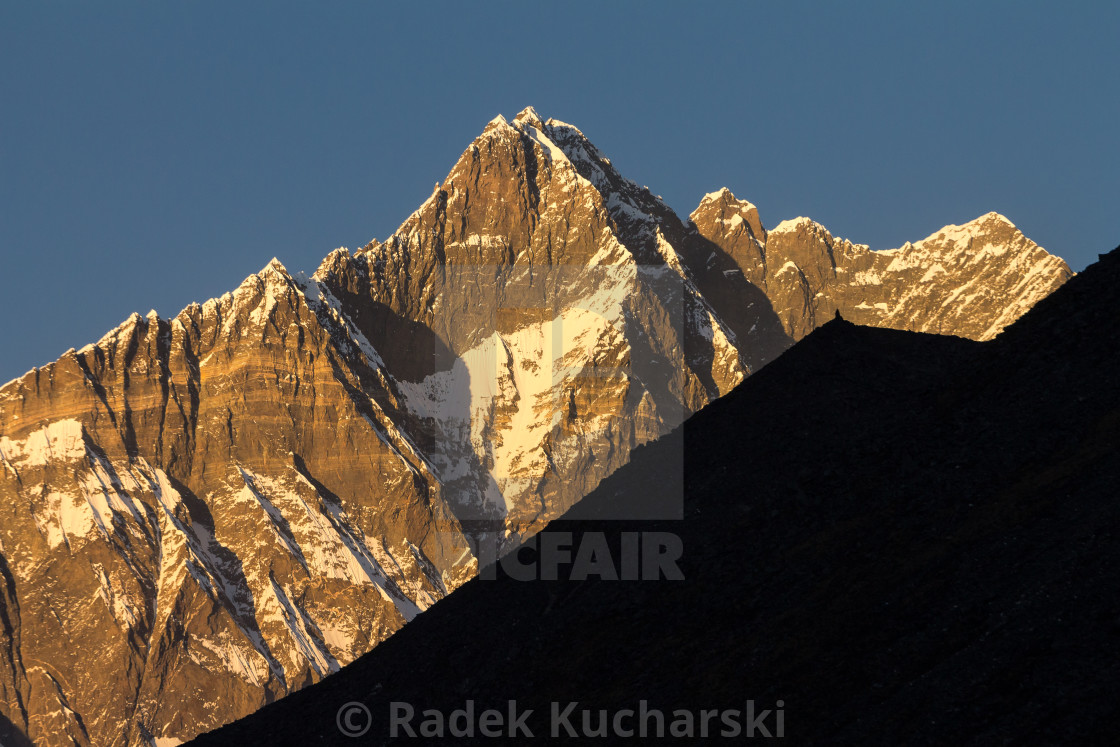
<box><xmin>0</xmin><ymin>107</ymin><xmax>1072</xmax><ymax>746</ymax></box>
<box><xmin>689</xmin><ymin>188</ymin><xmax>1070</xmax><ymax>341</ymax></box>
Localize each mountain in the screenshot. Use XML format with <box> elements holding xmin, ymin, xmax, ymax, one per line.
<box><xmin>191</xmin><ymin>245</ymin><xmax>1120</xmax><ymax>746</ymax></box>
<box><xmin>688</xmin><ymin>189</ymin><xmax>1070</xmax><ymax>341</ymax></box>
<box><xmin>0</xmin><ymin>107</ymin><xmax>1073</xmax><ymax>746</ymax></box>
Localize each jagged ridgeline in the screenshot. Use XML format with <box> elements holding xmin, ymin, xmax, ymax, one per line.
<box><xmin>0</xmin><ymin>107</ymin><xmax>1071</xmax><ymax>746</ymax></box>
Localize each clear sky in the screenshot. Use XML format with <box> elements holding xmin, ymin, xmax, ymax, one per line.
<box><xmin>2</xmin><ymin>1</ymin><xmax>1117</xmax><ymax>384</ymax></box>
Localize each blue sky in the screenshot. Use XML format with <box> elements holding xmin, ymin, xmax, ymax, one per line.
<box><xmin>2</xmin><ymin>1</ymin><xmax>1117</xmax><ymax>384</ymax></box>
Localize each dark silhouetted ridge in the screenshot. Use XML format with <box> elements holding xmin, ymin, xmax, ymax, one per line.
<box><xmin>191</xmin><ymin>246</ymin><xmax>1120</xmax><ymax>744</ymax></box>
<box><xmin>192</xmin><ymin>247</ymin><xmax>1120</xmax><ymax>744</ymax></box>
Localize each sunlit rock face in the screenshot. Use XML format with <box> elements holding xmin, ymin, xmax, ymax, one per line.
<box><xmin>689</xmin><ymin>191</ymin><xmax>1071</xmax><ymax>341</ymax></box>
<box><xmin>0</xmin><ymin>107</ymin><xmax>1071</xmax><ymax>746</ymax></box>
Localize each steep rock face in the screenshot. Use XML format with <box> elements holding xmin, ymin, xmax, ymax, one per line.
<box><xmin>690</xmin><ymin>189</ymin><xmax>1072</xmax><ymax>340</ymax></box>
<box><xmin>0</xmin><ymin>108</ymin><xmax>1073</xmax><ymax>746</ymax></box>
<box><xmin>310</xmin><ymin>107</ymin><xmax>759</xmax><ymax>541</ymax></box>
<box><xmin>0</xmin><ymin>265</ymin><xmax>472</xmax><ymax>746</ymax></box>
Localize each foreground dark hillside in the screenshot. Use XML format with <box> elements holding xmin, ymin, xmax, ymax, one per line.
<box><xmin>193</xmin><ymin>247</ymin><xmax>1120</xmax><ymax>745</ymax></box>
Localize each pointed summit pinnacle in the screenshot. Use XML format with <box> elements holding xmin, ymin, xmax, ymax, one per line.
<box><xmin>263</xmin><ymin>257</ymin><xmax>288</xmax><ymax>275</ymax></box>
<box><xmin>514</xmin><ymin>106</ymin><xmax>544</xmax><ymax>128</ymax></box>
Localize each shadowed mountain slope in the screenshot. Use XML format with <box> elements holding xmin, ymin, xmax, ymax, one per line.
<box><xmin>195</xmin><ymin>247</ymin><xmax>1120</xmax><ymax>744</ymax></box>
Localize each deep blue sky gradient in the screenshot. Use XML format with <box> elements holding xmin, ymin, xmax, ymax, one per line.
<box><xmin>2</xmin><ymin>1</ymin><xmax>1117</xmax><ymax>384</ymax></box>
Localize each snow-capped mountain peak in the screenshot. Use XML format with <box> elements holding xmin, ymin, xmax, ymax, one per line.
<box><xmin>0</xmin><ymin>108</ymin><xmax>1073</xmax><ymax>747</ymax></box>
